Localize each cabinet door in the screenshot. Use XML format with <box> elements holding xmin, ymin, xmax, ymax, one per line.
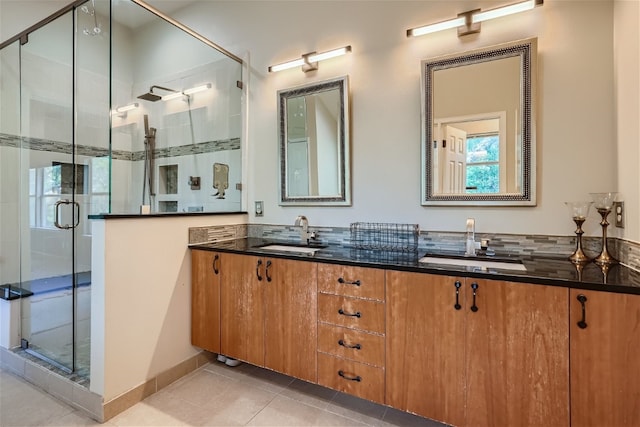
<box><xmin>465</xmin><ymin>279</ymin><xmax>569</xmax><ymax>427</ymax></box>
<box><xmin>191</xmin><ymin>250</ymin><xmax>221</xmax><ymax>353</ymax></box>
<box><xmin>264</xmin><ymin>258</ymin><xmax>318</xmax><ymax>383</ymax></box>
<box><xmin>570</xmin><ymin>289</ymin><xmax>640</xmax><ymax>427</ymax></box>
<box><xmin>220</xmin><ymin>252</ymin><xmax>264</xmax><ymax>366</ymax></box>
<box><xmin>386</xmin><ymin>271</ymin><xmax>466</xmax><ymax>427</ymax></box>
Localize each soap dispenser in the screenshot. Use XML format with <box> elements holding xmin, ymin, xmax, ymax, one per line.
<box><xmin>465</xmin><ymin>218</ymin><xmax>476</xmax><ymax>256</ymax></box>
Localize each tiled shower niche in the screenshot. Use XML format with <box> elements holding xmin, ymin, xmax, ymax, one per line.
<box><xmin>158</xmin><ymin>164</ymin><xmax>178</xmax><ymax>194</ymax></box>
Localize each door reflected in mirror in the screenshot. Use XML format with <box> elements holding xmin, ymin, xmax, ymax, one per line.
<box><xmin>279</xmin><ymin>76</ymin><xmax>351</xmax><ymax>205</ymax></box>
<box><xmin>422</xmin><ymin>38</ymin><xmax>537</xmax><ymax>206</ymax></box>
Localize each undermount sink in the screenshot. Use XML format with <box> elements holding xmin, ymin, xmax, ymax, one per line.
<box><xmin>419</xmin><ymin>254</ymin><xmax>527</xmax><ymax>271</ymax></box>
<box><xmin>254</xmin><ymin>243</ymin><xmax>326</xmax><ymax>255</ymax></box>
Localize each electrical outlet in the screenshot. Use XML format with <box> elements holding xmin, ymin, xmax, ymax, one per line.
<box><xmin>613</xmin><ymin>201</ymin><xmax>625</xmax><ymax>228</ymax></box>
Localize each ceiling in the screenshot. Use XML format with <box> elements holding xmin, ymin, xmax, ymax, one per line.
<box><xmin>110</xmin><ymin>0</ymin><xmax>197</xmax><ymax>29</ymax></box>
<box><xmin>1</xmin><ymin>0</ymin><xmax>198</xmax><ymax>43</ymax></box>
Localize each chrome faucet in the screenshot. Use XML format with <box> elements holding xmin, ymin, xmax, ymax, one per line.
<box><xmin>465</xmin><ymin>218</ymin><xmax>476</xmax><ymax>256</ymax></box>
<box><xmin>294</xmin><ymin>215</ymin><xmax>316</xmax><ymax>244</ymax></box>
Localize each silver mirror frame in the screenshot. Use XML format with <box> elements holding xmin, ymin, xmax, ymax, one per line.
<box><xmin>278</xmin><ymin>76</ymin><xmax>351</xmax><ymax>206</ymax></box>
<box><xmin>421</xmin><ymin>38</ymin><xmax>537</xmax><ymax>206</ymax></box>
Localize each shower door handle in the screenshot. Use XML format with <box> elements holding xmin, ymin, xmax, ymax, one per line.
<box><xmin>54</xmin><ymin>199</ymin><xmax>81</xmax><ymax>230</ymax></box>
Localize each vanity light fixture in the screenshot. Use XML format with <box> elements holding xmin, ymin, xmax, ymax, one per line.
<box><xmin>162</xmin><ymin>83</ymin><xmax>212</xmax><ymax>101</ymax></box>
<box><xmin>407</xmin><ymin>0</ymin><xmax>543</xmax><ymax>38</ymax></box>
<box><xmin>268</xmin><ymin>45</ymin><xmax>352</xmax><ymax>73</ymax></box>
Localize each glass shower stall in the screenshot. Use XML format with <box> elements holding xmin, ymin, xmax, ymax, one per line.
<box><xmin>0</xmin><ymin>0</ymin><xmax>243</xmax><ymax>377</ymax></box>
<box><xmin>1</xmin><ymin>1</ymin><xmax>110</xmax><ymax>375</ymax></box>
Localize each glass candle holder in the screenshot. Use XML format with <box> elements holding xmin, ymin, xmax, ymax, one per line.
<box><xmin>589</xmin><ymin>192</ymin><xmax>619</xmax><ymax>266</ymax></box>
<box><xmin>565</xmin><ymin>201</ymin><xmax>593</xmax><ymax>264</ymax></box>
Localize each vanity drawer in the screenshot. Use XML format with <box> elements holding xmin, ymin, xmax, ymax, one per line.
<box><xmin>318</xmin><ymin>293</ymin><xmax>385</xmax><ymax>334</ymax></box>
<box><xmin>318</xmin><ymin>323</ymin><xmax>384</xmax><ymax>367</ymax></box>
<box><xmin>318</xmin><ymin>264</ymin><xmax>384</xmax><ymax>301</ymax></box>
<box><xmin>317</xmin><ymin>352</ymin><xmax>384</xmax><ymax>404</ymax></box>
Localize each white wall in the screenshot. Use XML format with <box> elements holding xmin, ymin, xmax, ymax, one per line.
<box><xmin>90</xmin><ymin>213</ymin><xmax>247</xmax><ymax>400</ymax></box>
<box><xmin>165</xmin><ymin>0</ymin><xmax>627</xmax><ymax>240</ymax></box>
<box><xmin>614</xmin><ymin>0</ymin><xmax>640</xmax><ymax>242</ymax></box>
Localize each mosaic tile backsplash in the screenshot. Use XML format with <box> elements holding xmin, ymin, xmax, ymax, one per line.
<box><xmin>190</xmin><ymin>223</ymin><xmax>640</xmax><ymax>272</ymax></box>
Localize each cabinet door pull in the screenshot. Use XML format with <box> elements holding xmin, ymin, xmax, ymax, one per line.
<box><xmin>470</xmin><ymin>282</ymin><xmax>479</xmax><ymax>312</ymax></box>
<box><xmin>454</xmin><ymin>280</ymin><xmax>462</xmax><ymax>310</ymax></box>
<box><xmin>265</xmin><ymin>260</ymin><xmax>272</xmax><ymax>282</ymax></box>
<box><xmin>338</xmin><ymin>308</ymin><xmax>362</xmax><ymax>318</ymax></box>
<box><xmin>338</xmin><ymin>370</ymin><xmax>362</xmax><ymax>382</ymax></box>
<box><xmin>212</xmin><ymin>254</ymin><xmax>220</xmax><ymax>275</ymax></box>
<box><xmin>256</xmin><ymin>259</ymin><xmax>263</xmax><ymax>281</ymax></box>
<box><xmin>338</xmin><ymin>277</ymin><xmax>361</xmax><ymax>286</ymax></box>
<box><xmin>577</xmin><ymin>294</ymin><xmax>588</xmax><ymax>329</ymax></box>
<box><xmin>338</xmin><ymin>339</ymin><xmax>362</xmax><ymax>350</ymax></box>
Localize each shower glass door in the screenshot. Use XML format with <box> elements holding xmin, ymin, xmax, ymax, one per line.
<box><xmin>19</xmin><ymin>10</ymin><xmax>77</xmax><ymax>373</ymax></box>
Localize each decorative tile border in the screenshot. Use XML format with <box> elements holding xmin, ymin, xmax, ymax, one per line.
<box><xmin>0</xmin><ymin>133</ymin><xmax>239</xmax><ymax>161</ymax></box>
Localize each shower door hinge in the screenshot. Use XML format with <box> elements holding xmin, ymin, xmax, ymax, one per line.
<box><xmin>236</xmin><ymin>81</ymin><xmax>243</xmax><ymax>89</ymax></box>
<box><xmin>235</xmin><ymin>183</ymin><xmax>243</xmax><ymax>191</ymax></box>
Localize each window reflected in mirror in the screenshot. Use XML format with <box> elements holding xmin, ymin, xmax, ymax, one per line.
<box><xmin>422</xmin><ymin>38</ymin><xmax>537</xmax><ymax>206</ymax></box>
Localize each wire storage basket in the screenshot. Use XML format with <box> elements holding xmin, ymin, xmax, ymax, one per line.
<box><xmin>350</xmin><ymin>222</ymin><xmax>420</xmax><ymax>252</ymax></box>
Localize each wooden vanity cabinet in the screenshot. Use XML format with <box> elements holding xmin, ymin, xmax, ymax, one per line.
<box><xmin>191</xmin><ymin>249</ymin><xmax>221</xmax><ymax>353</ymax></box>
<box><xmin>569</xmin><ymin>289</ymin><xmax>640</xmax><ymax>427</ymax></box>
<box><xmin>219</xmin><ymin>252</ymin><xmax>264</xmax><ymax>365</ymax></box>
<box><xmin>316</xmin><ymin>263</ymin><xmax>386</xmax><ymax>404</ymax></box>
<box><xmin>263</xmin><ymin>256</ymin><xmax>317</xmax><ymax>383</ymax></box>
<box><xmin>386</xmin><ymin>271</ymin><xmax>569</xmax><ymax>427</ymax></box>
<box><xmin>219</xmin><ymin>252</ymin><xmax>317</xmax><ymax>382</ymax></box>
<box><xmin>385</xmin><ymin>271</ymin><xmax>465</xmax><ymax>426</ymax></box>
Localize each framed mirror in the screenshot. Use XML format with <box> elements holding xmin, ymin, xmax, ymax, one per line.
<box><xmin>278</xmin><ymin>76</ymin><xmax>351</xmax><ymax>205</ymax></box>
<box><xmin>422</xmin><ymin>38</ymin><xmax>537</xmax><ymax>206</ymax></box>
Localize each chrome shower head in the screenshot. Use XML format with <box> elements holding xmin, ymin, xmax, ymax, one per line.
<box><xmin>137</xmin><ymin>85</ymin><xmax>179</xmax><ymax>102</ymax></box>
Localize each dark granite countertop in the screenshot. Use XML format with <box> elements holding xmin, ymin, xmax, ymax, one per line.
<box><xmin>88</xmin><ymin>211</ymin><xmax>247</xmax><ymax>220</ymax></box>
<box><xmin>190</xmin><ymin>238</ymin><xmax>640</xmax><ymax>296</ymax></box>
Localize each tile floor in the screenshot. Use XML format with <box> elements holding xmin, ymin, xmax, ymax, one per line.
<box><xmin>1</xmin><ymin>360</ymin><xmax>447</xmax><ymax>427</ymax></box>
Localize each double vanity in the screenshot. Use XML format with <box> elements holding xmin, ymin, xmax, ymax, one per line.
<box><xmin>189</xmin><ymin>238</ymin><xmax>640</xmax><ymax>427</ymax></box>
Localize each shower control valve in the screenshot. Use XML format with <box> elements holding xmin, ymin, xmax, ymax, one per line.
<box><xmin>188</xmin><ymin>176</ymin><xmax>201</xmax><ymax>190</ymax></box>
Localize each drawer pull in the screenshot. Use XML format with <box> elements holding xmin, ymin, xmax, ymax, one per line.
<box><xmin>454</xmin><ymin>280</ymin><xmax>462</xmax><ymax>310</ymax></box>
<box><xmin>338</xmin><ymin>370</ymin><xmax>362</xmax><ymax>382</ymax></box>
<box><xmin>338</xmin><ymin>339</ymin><xmax>362</xmax><ymax>350</ymax></box>
<box><xmin>256</xmin><ymin>259</ymin><xmax>263</xmax><ymax>281</ymax></box>
<box><xmin>338</xmin><ymin>308</ymin><xmax>361</xmax><ymax>318</ymax></box>
<box><xmin>212</xmin><ymin>254</ymin><xmax>220</xmax><ymax>275</ymax></box>
<box><xmin>470</xmin><ymin>282</ymin><xmax>479</xmax><ymax>312</ymax></box>
<box><xmin>338</xmin><ymin>277</ymin><xmax>361</xmax><ymax>286</ymax></box>
<box><xmin>577</xmin><ymin>294</ymin><xmax>588</xmax><ymax>329</ymax></box>
<box><xmin>265</xmin><ymin>260</ymin><xmax>272</xmax><ymax>282</ymax></box>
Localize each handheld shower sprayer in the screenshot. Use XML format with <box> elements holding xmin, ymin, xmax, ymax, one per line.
<box><xmin>142</xmin><ymin>114</ymin><xmax>157</xmax><ymax>207</ymax></box>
